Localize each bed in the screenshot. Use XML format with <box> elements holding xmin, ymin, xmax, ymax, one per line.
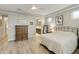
<box><xmin>41</xmin><ymin>26</ymin><xmax>78</xmax><ymax>54</ymax></box>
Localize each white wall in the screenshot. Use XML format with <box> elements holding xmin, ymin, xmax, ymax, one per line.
<box><xmin>0</xmin><ymin>10</ymin><xmax>43</xmax><ymax>41</ymax></box>
<box><xmin>7</xmin><ymin>12</ymin><xmax>40</xmax><ymax>41</ymax></box>
<box><xmin>45</xmin><ymin>5</ymin><xmax>79</xmax><ymax>28</ymax></box>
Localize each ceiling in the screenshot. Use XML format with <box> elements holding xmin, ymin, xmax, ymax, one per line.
<box><xmin>0</xmin><ymin>4</ymin><xmax>72</xmax><ymax>15</ymax></box>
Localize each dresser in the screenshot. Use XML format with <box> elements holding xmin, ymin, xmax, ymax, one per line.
<box><xmin>15</xmin><ymin>25</ymin><xmax>28</xmax><ymax>41</ymax></box>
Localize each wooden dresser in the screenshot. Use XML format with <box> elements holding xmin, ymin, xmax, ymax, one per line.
<box><xmin>15</xmin><ymin>25</ymin><xmax>28</xmax><ymax>41</ymax></box>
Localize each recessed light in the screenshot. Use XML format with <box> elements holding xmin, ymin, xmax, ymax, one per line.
<box><xmin>31</xmin><ymin>5</ymin><xmax>38</xmax><ymax>10</ymax></box>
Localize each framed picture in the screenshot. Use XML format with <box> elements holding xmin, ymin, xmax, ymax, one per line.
<box><xmin>30</xmin><ymin>22</ymin><xmax>33</xmax><ymax>25</ymax></box>
<box><xmin>55</xmin><ymin>15</ymin><xmax>63</xmax><ymax>25</ymax></box>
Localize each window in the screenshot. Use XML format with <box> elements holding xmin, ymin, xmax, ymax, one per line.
<box><xmin>73</xmin><ymin>10</ymin><xmax>79</xmax><ymax>19</ymax></box>
<box><xmin>47</xmin><ymin>17</ymin><xmax>52</xmax><ymax>22</ymax></box>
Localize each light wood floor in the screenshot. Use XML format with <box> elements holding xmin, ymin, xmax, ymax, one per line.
<box><xmin>0</xmin><ymin>34</ymin><xmax>49</xmax><ymax>54</ymax></box>
<box><xmin>0</xmin><ymin>34</ymin><xmax>79</xmax><ymax>54</ymax></box>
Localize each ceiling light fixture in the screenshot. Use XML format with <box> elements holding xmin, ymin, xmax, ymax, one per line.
<box><xmin>31</xmin><ymin>5</ymin><xmax>38</xmax><ymax>10</ymax></box>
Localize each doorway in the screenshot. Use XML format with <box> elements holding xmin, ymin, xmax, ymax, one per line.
<box><xmin>36</xmin><ymin>19</ymin><xmax>42</xmax><ymax>34</ymax></box>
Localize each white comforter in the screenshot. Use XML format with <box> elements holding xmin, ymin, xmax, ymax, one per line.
<box><xmin>41</xmin><ymin>31</ymin><xmax>77</xmax><ymax>54</ymax></box>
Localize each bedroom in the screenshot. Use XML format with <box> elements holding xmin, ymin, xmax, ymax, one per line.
<box><xmin>0</xmin><ymin>4</ymin><xmax>79</xmax><ymax>54</ymax></box>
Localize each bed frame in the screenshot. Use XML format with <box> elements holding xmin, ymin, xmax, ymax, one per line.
<box><xmin>43</xmin><ymin>25</ymin><xmax>79</xmax><ymax>48</ymax></box>
<box><xmin>42</xmin><ymin>25</ymin><xmax>79</xmax><ymax>53</ymax></box>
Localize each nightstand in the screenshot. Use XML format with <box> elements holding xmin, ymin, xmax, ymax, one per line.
<box><xmin>48</xmin><ymin>28</ymin><xmax>55</xmax><ymax>33</ymax></box>
<box><xmin>77</xmin><ymin>37</ymin><xmax>79</xmax><ymax>48</ymax></box>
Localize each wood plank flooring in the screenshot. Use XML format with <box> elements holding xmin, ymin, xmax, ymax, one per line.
<box><xmin>0</xmin><ymin>33</ymin><xmax>79</xmax><ymax>54</ymax></box>
<box><xmin>0</xmin><ymin>34</ymin><xmax>49</xmax><ymax>54</ymax></box>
